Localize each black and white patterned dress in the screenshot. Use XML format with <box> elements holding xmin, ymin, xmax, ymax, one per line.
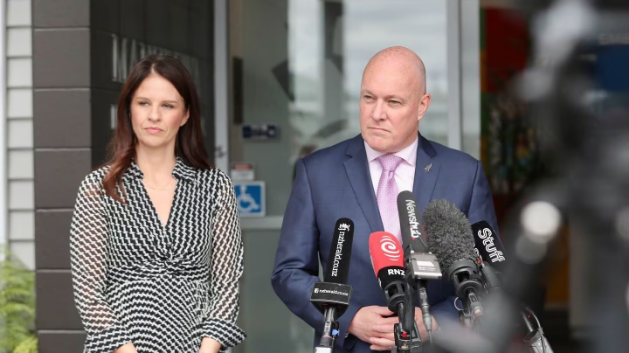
<box><xmin>70</xmin><ymin>158</ymin><xmax>245</xmax><ymax>353</ymax></box>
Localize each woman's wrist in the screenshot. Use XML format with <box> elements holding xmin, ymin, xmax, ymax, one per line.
<box><xmin>200</xmin><ymin>337</ymin><xmax>222</xmax><ymax>352</ymax></box>
<box><xmin>114</xmin><ymin>343</ymin><xmax>137</xmax><ymax>353</ymax></box>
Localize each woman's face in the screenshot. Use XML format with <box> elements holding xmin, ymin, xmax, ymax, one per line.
<box><xmin>130</xmin><ymin>73</ymin><xmax>189</xmax><ymax>151</ymax></box>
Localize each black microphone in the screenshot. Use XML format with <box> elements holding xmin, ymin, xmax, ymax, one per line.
<box><xmin>470</xmin><ymin>221</ymin><xmax>507</xmax><ymax>291</ymax></box>
<box><xmin>397</xmin><ymin>191</ymin><xmax>429</xmax><ymax>252</ymax></box>
<box><xmin>424</xmin><ymin>204</ymin><xmax>554</xmax><ymax>351</ymax></box>
<box><xmin>323</xmin><ymin>218</ymin><xmax>354</xmax><ymax>285</ymax></box>
<box><xmin>310</xmin><ymin>218</ymin><xmax>354</xmax><ymax>351</ymax></box>
<box><xmin>397</xmin><ymin>191</ymin><xmax>442</xmax><ymax>336</ymax></box>
<box><xmin>423</xmin><ymin>200</ymin><xmax>486</xmax><ymax>327</ymax></box>
<box><xmin>471</xmin><ymin>221</ymin><xmax>506</xmax><ymax>269</ymax></box>
<box><xmin>470</xmin><ymin>223</ymin><xmax>553</xmax><ymax>352</ymax></box>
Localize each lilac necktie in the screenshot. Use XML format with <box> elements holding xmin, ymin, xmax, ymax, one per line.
<box><xmin>376</xmin><ymin>154</ymin><xmax>404</xmax><ymax>243</ymax></box>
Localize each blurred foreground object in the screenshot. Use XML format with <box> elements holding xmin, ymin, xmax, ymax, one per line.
<box><xmin>430</xmin><ymin>0</ymin><xmax>629</xmax><ymax>351</ymax></box>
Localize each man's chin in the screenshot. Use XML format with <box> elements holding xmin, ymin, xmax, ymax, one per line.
<box><xmin>364</xmin><ymin>138</ymin><xmax>391</xmax><ymax>153</ymax></box>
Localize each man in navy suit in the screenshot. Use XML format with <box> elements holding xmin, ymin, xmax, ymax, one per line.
<box><xmin>271</xmin><ymin>46</ymin><xmax>499</xmax><ymax>352</ymax></box>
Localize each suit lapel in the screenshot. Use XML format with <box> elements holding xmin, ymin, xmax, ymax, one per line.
<box><xmin>413</xmin><ymin>133</ymin><xmax>440</xmax><ymax>216</ymax></box>
<box><xmin>344</xmin><ymin>136</ymin><xmax>383</xmax><ymax>233</ymax></box>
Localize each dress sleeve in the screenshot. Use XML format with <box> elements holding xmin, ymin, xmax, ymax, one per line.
<box><xmin>70</xmin><ymin>174</ymin><xmax>132</xmax><ymax>353</ymax></box>
<box><xmin>202</xmin><ymin>172</ymin><xmax>246</xmax><ymax>350</ymax></box>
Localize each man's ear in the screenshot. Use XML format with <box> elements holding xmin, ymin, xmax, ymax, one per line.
<box><xmin>417</xmin><ymin>93</ymin><xmax>431</xmax><ymax>122</ymax></box>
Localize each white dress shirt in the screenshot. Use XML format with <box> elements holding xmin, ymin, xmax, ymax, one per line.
<box><xmin>364</xmin><ymin>137</ymin><xmax>418</xmax><ymax>195</ymax></box>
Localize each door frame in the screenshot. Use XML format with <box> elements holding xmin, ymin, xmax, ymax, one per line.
<box><xmin>213</xmin><ymin>0</ymin><xmax>479</xmax><ymax>231</ymax></box>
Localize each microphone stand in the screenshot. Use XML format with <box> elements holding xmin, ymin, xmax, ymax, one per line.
<box><xmin>391</xmin><ymin>281</ymin><xmax>423</xmax><ymax>352</ymax></box>
<box><xmin>392</xmin><ymin>321</ymin><xmax>423</xmax><ymax>353</ymax></box>
<box><xmin>314</xmin><ymin>307</ymin><xmax>339</xmax><ymax>353</ymax></box>
<box><xmin>310</xmin><ymin>282</ymin><xmax>353</xmax><ymax>353</ymax></box>
<box><xmin>379</xmin><ymin>271</ymin><xmax>422</xmax><ymax>352</ymax></box>
<box><xmin>478</xmin><ymin>262</ymin><xmax>554</xmax><ymax>353</ymax></box>
<box><xmin>398</xmin><ymin>249</ymin><xmax>442</xmax><ymax>352</ymax></box>
<box><xmin>520</xmin><ymin>305</ymin><xmax>554</xmax><ymax>353</ymax></box>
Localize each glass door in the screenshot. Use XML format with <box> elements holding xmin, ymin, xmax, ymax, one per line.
<box><xmin>221</xmin><ymin>1</ymin><xmax>479</xmax><ymax>351</ymax></box>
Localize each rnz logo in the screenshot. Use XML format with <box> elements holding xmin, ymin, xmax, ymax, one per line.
<box><xmin>388</xmin><ymin>268</ymin><xmax>405</xmax><ymax>276</ymax></box>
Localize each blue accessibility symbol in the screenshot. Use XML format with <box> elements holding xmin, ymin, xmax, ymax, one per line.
<box><xmin>233</xmin><ymin>181</ymin><xmax>265</xmax><ymax>217</ymax></box>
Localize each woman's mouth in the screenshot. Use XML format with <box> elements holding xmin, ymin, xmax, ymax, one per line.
<box><xmin>146</xmin><ymin>127</ymin><xmax>162</xmax><ymax>134</ymax></box>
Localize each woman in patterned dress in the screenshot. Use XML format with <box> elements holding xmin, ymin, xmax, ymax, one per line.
<box><xmin>69</xmin><ymin>55</ymin><xmax>245</xmax><ymax>353</ymax></box>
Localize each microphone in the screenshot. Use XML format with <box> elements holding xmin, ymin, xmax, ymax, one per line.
<box><xmin>470</xmin><ymin>221</ymin><xmax>507</xmax><ymax>291</ymax></box>
<box><xmin>424</xmin><ymin>203</ymin><xmax>554</xmax><ymax>351</ymax></box>
<box><xmin>310</xmin><ymin>218</ymin><xmax>355</xmax><ymax>351</ymax></box>
<box><xmin>471</xmin><ymin>221</ymin><xmax>506</xmax><ymax>269</ymax></box>
<box><xmin>323</xmin><ymin>218</ymin><xmax>354</xmax><ymax>285</ymax></box>
<box><xmin>471</xmin><ymin>223</ymin><xmax>553</xmax><ymax>353</ymax></box>
<box><xmin>423</xmin><ymin>199</ymin><xmax>486</xmax><ymax>327</ymax></box>
<box><xmin>368</xmin><ymin>231</ymin><xmax>414</xmax><ymax>333</ymax></box>
<box><xmin>397</xmin><ymin>191</ymin><xmax>442</xmax><ymax>336</ymax></box>
<box><xmin>369</xmin><ymin>231</ymin><xmax>422</xmax><ymax>351</ymax></box>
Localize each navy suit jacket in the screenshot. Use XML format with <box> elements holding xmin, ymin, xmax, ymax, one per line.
<box><xmin>271</xmin><ymin>134</ymin><xmax>499</xmax><ymax>352</ymax></box>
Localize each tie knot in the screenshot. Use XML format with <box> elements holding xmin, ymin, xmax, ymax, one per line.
<box><xmin>377</xmin><ymin>154</ymin><xmax>403</xmax><ymax>172</ymax></box>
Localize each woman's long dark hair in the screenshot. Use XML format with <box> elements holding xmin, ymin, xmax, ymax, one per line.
<box><xmin>102</xmin><ymin>54</ymin><xmax>211</xmax><ymax>202</ymax></box>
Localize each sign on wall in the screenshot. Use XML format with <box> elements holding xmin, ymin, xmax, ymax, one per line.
<box><xmin>242</xmin><ymin>124</ymin><xmax>278</xmax><ymax>140</ymax></box>
<box><xmin>233</xmin><ymin>181</ymin><xmax>265</xmax><ymax>217</ymax></box>
<box><xmin>111</xmin><ymin>34</ymin><xmax>201</xmax><ymax>90</ymax></box>
<box><xmin>230</xmin><ymin>162</ymin><xmax>255</xmax><ymax>181</ymax></box>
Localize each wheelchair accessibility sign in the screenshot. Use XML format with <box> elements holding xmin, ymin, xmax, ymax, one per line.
<box><xmin>233</xmin><ymin>181</ymin><xmax>265</xmax><ymax>217</ymax></box>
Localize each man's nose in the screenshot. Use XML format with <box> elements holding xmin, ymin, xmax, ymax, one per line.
<box><xmin>371</xmin><ymin>100</ymin><xmax>386</xmax><ymax>121</ymax></box>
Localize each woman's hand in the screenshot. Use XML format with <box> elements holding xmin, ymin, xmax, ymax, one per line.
<box><xmin>114</xmin><ymin>343</ymin><xmax>138</xmax><ymax>353</ymax></box>
<box><xmin>199</xmin><ymin>337</ymin><xmax>222</xmax><ymax>353</ymax></box>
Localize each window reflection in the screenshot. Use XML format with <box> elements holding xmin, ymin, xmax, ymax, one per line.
<box><xmin>289</xmin><ymin>0</ymin><xmax>448</xmax><ymax>164</ymax></box>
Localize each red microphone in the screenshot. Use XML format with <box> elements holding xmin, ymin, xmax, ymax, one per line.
<box><xmin>368</xmin><ymin>232</ymin><xmax>408</xmax><ymax>314</ymax></box>
<box><xmin>369</xmin><ymin>231</ymin><xmax>405</xmax><ymax>276</ymax></box>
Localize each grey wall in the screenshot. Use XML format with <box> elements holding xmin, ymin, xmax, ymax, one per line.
<box><xmin>32</xmin><ymin>1</ymin><xmax>214</xmax><ymax>351</ymax></box>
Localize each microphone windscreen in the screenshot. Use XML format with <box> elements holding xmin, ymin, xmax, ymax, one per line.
<box><xmin>423</xmin><ymin>199</ymin><xmax>477</xmax><ymax>275</ymax></box>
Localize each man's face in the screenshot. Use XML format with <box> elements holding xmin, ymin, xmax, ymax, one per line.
<box><xmin>359</xmin><ymin>61</ymin><xmax>430</xmax><ymax>153</ymax></box>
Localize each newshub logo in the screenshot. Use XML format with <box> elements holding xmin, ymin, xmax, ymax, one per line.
<box><xmin>404</xmin><ymin>200</ymin><xmax>421</xmax><ymax>238</ymax></box>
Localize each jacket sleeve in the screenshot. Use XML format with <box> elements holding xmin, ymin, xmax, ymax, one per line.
<box><xmin>203</xmin><ymin>171</ymin><xmax>246</xmax><ymax>351</ymax></box>
<box><xmin>70</xmin><ymin>174</ymin><xmax>132</xmax><ymax>353</ymax></box>
<box><xmin>468</xmin><ymin>161</ymin><xmax>501</xmax><ymax>238</ymax></box>
<box><xmin>271</xmin><ymin>159</ymin><xmax>361</xmax><ymax>349</ymax></box>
